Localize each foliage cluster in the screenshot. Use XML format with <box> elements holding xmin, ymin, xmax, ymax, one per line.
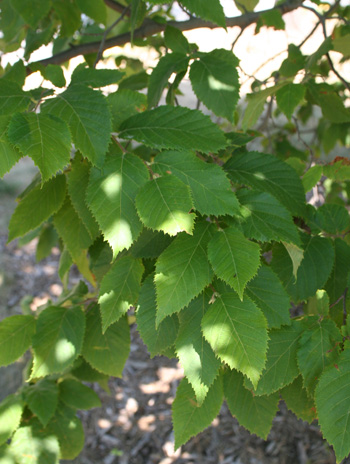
<box><xmin>0</xmin><ymin>0</ymin><xmax>350</xmax><ymax>461</ymax></box>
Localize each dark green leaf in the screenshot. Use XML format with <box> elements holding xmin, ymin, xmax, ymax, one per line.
<box><xmin>25</xmin><ymin>379</ymin><xmax>59</xmax><ymax>426</ymax></box>
<box><xmin>59</xmin><ymin>379</ymin><xmax>101</xmax><ymax>410</ymax></box>
<box><xmin>0</xmin><ymin>315</ymin><xmax>36</xmax><ymax>367</ymax></box>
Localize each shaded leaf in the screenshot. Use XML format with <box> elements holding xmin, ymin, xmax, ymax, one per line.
<box><xmin>59</xmin><ymin>379</ymin><xmax>101</xmax><ymax>410</ymax></box>
<box><xmin>275</xmin><ymin>83</ymin><xmax>305</xmax><ymax>120</ymax></box>
<box><xmin>0</xmin><ymin>315</ymin><xmax>36</xmax><ymax>367</ymax></box>
<box><xmin>280</xmin><ymin>376</ymin><xmax>317</xmax><ymax>423</ymax></box>
<box><xmin>25</xmin><ymin>379</ymin><xmax>58</xmax><ymax>426</ymax></box>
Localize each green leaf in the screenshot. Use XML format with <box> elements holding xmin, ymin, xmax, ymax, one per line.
<box><xmin>46</xmin><ymin>404</ymin><xmax>84</xmax><ymax>460</ymax></box>
<box><xmin>189</xmin><ymin>49</ymin><xmax>239</xmax><ymax>121</ymax></box>
<box><xmin>41</xmin><ymin>64</ymin><xmax>66</xmax><ymax>88</ymax></box>
<box><xmin>202</xmin><ymin>291</ymin><xmax>268</xmax><ymax>387</ymax></box>
<box><xmin>148</xmin><ymin>53</ymin><xmax>189</xmax><ymax>108</ymax></box>
<box><xmin>306</xmin><ymin>289</ymin><xmax>330</xmax><ymax>317</ymax></box>
<box><xmin>283</xmin><ymin>241</ymin><xmax>304</xmax><ymax>278</ymax></box>
<box><xmin>76</xmin><ymin>0</ymin><xmax>106</xmax><ymax>24</ymax></box>
<box><xmin>306</xmin><ymin>37</ymin><xmax>333</xmax><ymax>70</ymax></box>
<box><xmin>8</xmin><ymin>174</ymin><xmax>66</xmax><ymax>242</ymax></box>
<box><xmin>241</xmin><ymin>85</ymin><xmax>284</xmax><ymax>130</ymax></box>
<box><xmin>325</xmin><ymin>238</ymin><xmax>350</xmax><ymax>307</ymax></box>
<box><xmin>279</xmin><ymin>44</ymin><xmax>306</xmax><ymax>78</ymax></box>
<box><xmin>87</xmin><ymin>153</ymin><xmax>149</xmax><ymax>258</ymax></box>
<box><xmin>233</xmin><ymin>0</ymin><xmax>258</xmax><ymax>12</ymax></box>
<box><xmin>164</xmin><ymin>26</ymin><xmax>190</xmax><ymax>54</ymax></box>
<box><xmin>67</xmin><ymin>157</ymin><xmax>100</xmax><ymax>241</ymax></box>
<box><xmin>54</xmin><ymin>195</ymin><xmax>93</xmax><ymax>264</ymax></box>
<box><xmin>31</xmin><ymin>306</ymin><xmax>85</xmax><ymax>378</ymax></box>
<box><xmin>0</xmin><ymin>315</ymin><xmax>36</xmax><ymax>367</ymax></box>
<box><xmin>11</xmin><ymin>0</ymin><xmax>51</xmax><ymax>28</ymax></box>
<box><xmin>42</xmin><ymin>84</ymin><xmax>111</xmax><ymax>167</ymax></box>
<box><xmin>307</xmin><ymin>82</ymin><xmax>350</xmax><ymax>124</ymax></box>
<box><xmin>119</xmin><ymin>106</ymin><xmax>227</xmax><ymax>154</ymax></box>
<box><xmin>131</xmin><ymin>228</ymin><xmax>173</xmax><ymax>259</ymax></box>
<box><xmin>275</xmin><ymin>83</ymin><xmax>305</xmax><ymax>120</ymax></box>
<box><xmin>297</xmin><ymin>318</ymin><xmax>341</xmax><ymax>394</ymax></box>
<box><xmin>257</xmin><ymin>9</ymin><xmax>285</xmax><ymax>31</ymax></box>
<box><xmin>0</xmin><ymin>394</ymin><xmax>24</xmax><ymax>446</ymax></box>
<box><xmin>207</xmin><ymin>226</ymin><xmax>260</xmax><ymax>300</ymax></box>
<box><xmin>99</xmin><ymin>255</ymin><xmax>144</xmax><ymax>332</ymax></box>
<box><xmin>10</xmin><ymin>420</ymin><xmax>60</xmax><ymax>464</ymax></box>
<box><xmin>52</xmin><ymin>0</ymin><xmax>81</xmax><ymax>37</ymax></box>
<box><xmin>136</xmin><ymin>176</ymin><xmax>195</xmax><ymax>236</ymax></box>
<box><xmin>302</xmin><ymin>165</ymin><xmax>323</xmax><ymax>192</ymax></box>
<box><xmin>246</xmin><ymin>265</ymin><xmax>291</xmax><ymax>329</ymax></box>
<box><xmin>82</xmin><ymin>304</ymin><xmax>130</xmax><ymax>377</ymax></box>
<box><xmin>235</xmin><ymin>189</ymin><xmax>300</xmax><ymax>245</ymax></box>
<box><xmin>176</xmin><ymin>291</ymin><xmax>221</xmax><ymax>404</ymax></box>
<box><xmin>0</xmin><ymin>115</ymin><xmax>22</xmax><ymax>177</ymax></box>
<box><xmin>224</xmin><ymin>151</ymin><xmax>306</xmax><ymax>216</ymax></box>
<box><xmin>280</xmin><ymin>376</ymin><xmax>316</xmax><ymax>423</ymax></box>
<box><xmin>153</xmin><ymin>150</ymin><xmax>240</xmax><ymax>217</ymax></box>
<box><xmin>333</xmin><ymin>34</ymin><xmax>350</xmax><ymax>56</ymax></box>
<box><xmin>107</xmin><ymin>89</ymin><xmax>146</xmax><ymax>131</ymax></box>
<box><xmin>0</xmin><ymin>81</ymin><xmax>30</xmax><ymax>116</ymax></box>
<box><xmin>8</xmin><ymin>112</ymin><xmax>71</xmax><ymax>182</ymax></box>
<box><xmin>223</xmin><ymin>369</ymin><xmax>279</xmax><ymax>439</ymax></box>
<box><xmin>315</xmin><ymin>348</ymin><xmax>350</xmax><ymax>462</ymax></box>
<box><xmin>70</xmin><ymin>357</ymin><xmax>109</xmax><ymax>383</ymax></box>
<box><xmin>180</xmin><ymin>0</ymin><xmax>226</xmax><ymax>27</ymax></box>
<box><xmin>314</xmin><ymin>203</ymin><xmax>350</xmax><ymax>234</ymax></box>
<box><xmin>71</xmin><ymin>64</ymin><xmax>124</xmax><ymax>88</ymax></box>
<box><xmin>59</xmin><ymin>379</ymin><xmax>101</xmax><ymax>410</ymax></box>
<box><xmin>136</xmin><ymin>275</ymin><xmax>179</xmax><ymax>357</ymax></box>
<box><xmin>25</xmin><ymin>379</ymin><xmax>59</xmax><ymax>426</ymax></box>
<box><xmin>155</xmin><ymin>221</ymin><xmax>215</xmax><ymax>325</ymax></box>
<box><xmin>245</xmin><ymin>321</ymin><xmax>303</xmax><ymax>395</ymax></box>
<box><xmin>36</xmin><ymin>224</ymin><xmax>59</xmax><ymax>261</ymax></box>
<box><xmin>272</xmin><ymin>236</ymin><xmax>335</xmax><ymax>302</ymax></box>
<box><xmin>172</xmin><ymin>376</ymin><xmax>224</xmax><ymax>450</ymax></box>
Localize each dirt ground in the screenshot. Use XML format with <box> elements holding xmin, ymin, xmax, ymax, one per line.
<box><xmin>0</xmin><ymin>160</ymin><xmax>343</xmax><ymax>464</ymax></box>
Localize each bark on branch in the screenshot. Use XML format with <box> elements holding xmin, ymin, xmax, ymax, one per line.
<box><xmin>29</xmin><ymin>0</ymin><xmax>305</xmax><ymax>72</ymax></box>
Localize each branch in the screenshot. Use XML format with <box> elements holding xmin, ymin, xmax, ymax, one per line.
<box><xmin>30</xmin><ymin>0</ymin><xmax>305</xmax><ymax>71</ymax></box>
<box><xmin>104</xmin><ymin>0</ymin><xmax>130</xmax><ymax>16</ymax></box>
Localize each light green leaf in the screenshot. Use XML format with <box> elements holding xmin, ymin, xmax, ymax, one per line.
<box><xmin>155</xmin><ymin>221</ymin><xmax>215</xmax><ymax>325</ymax></box>
<box><xmin>202</xmin><ymin>291</ymin><xmax>268</xmax><ymax>387</ymax></box>
<box><xmin>283</xmin><ymin>241</ymin><xmax>304</xmax><ymax>278</ymax></box>
<box><xmin>82</xmin><ymin>304</ymin><xmax>130</xmax><ymax>377</ymax></box>
<box><xmin>31</xmin><ymin>306</ymin><xmax>85</xmax><ymax>378</ymax></box>
<box><xmin>176</xmin><ymin>291</ymin><xmax>221</xmax><ymax>404</ymax></box>
<box><xmin>10</xmin><ymin>420</ymin><xmax>60</xmax><ymax>464</ymax></box>
<box><xmin>172</xmin><ymin>376</ymin><xmax>224</xmax><ymax>450</ymax></box>
<box><xmin>164</xmin><ymin>26</ymin><xmax>190</xmax><ymax>54</ymax></box>
<box><xmin>148</xmin><ymin>53</ymin><xmax>189</xmax><ymax>108</ymax></box>
<box><xmin>297</xmin><ymin>318</ymin><xmax>341</xmax><ymax>394</ymax></box>
<box><xmin>8</xmin><ymin>174</ymin><xmax>66</xmax><ymax>242</ymax></box>
<box><xmin>234</xmin><ymin>0</ymin><xmax>258</xmax><ymax>12</ymax></box>
<box><xmin>25</xmin><ymin>379</ymin><xmax>58</xmax><ymax>426</ymax></box>
<box><xmin>207</xmin><ymin>226</ymin><xmax>260</xmax><ymax>300</ymax></box>
<box><xmin>224</xmin><ymin>151</ymin><xmax>306</xmax><ymax>216</ymax></box>
<box><xmin>136</xmin><ymin>176</ymin><xmax>195</xmax><ymax>236</ymax></box>
<box><xmin>235</xmin><ymin>189</ymin><xmax>300</xmax><ymax>245</ymax></box>
<box><xmin>315</xmin><ymin>348</ymin><xmax>350</xmax><ymax>462</ymax></box>
<box><xmin>87</xmin><ymin>153</ymin><xmax>149</xmax><ymax>258</ymax></box>
<box><xmin>59</xmin><ymin>379</ymin><xmax>101</xmax><ymax>410</ymax></box>
<box><xmin>223</xmin><ymin>369</ymin><xmax>279</xmax><ymax>439</ymax></box>
<box><xmin>42</xmin><ymin>84</ymin><xmax>111</xmax><ymax>167</ymax></box>
<box><xmin>245</xmin><ymin>321</ymin><xmax>303</xmax><ymax>395</ymax></box>
<box><xmin>107</xmin><ymin>89</ymin><xmax>146</xmax><ymax>131</ymax></box>
<box><xmin>0</xmin><ymin>115</ymin><xmax>22</xmax><ymax>177</ymax></box>
<box><xmin>76</xmin><ymin>0</ymin><xmax>106</xmax><ymax>24</ymax></box>
<box><xmin>180</xmin><ymin>0</ymin><xmax>226</xmax><ymax>27</ymax></box>
<box><xmin>246</xmin><ymin>265</ymin><xmax>291</xmax><ymax>329</ymax></box>
<box><xmin>333</xmin><ymin>34</ymin><xmax>350</xmax><ymax>56</ymax></box>
<box><xmin>190</xmin><ymin>49</ymin><xmax>239</xmax><ymax>121</ymax></box>
<box><xmin>71</xmin><ymin>64</ymin><xmax>124</xmax><ymax>88</ymax></box>
<box><xmin>8</xmin><ymin>112</ymin><xmax>71</xmax><ymax>182</ymax></box>
<box><xmin>280</xmin><ymin>376</ymin><xmax>316</xmax><ymax>423</ymax></box>
<box><xmin>99</xmin><ymin>256</ymin><xmax>144</xmax><ymax>332</ymax></box>
<box><xmin>0</xmin><ymin>394</ymin><xmax>24</xmax><ymax>446</ymax></box>
<box><xmin>275</xmin><ymin>83</ymin><xmax>305</xmax><ymax>120</ymax></box>
<box><xmin>153</xmin><ymin>150</ymin><xmax>240</xmax><ymax>217</ymax></box>
<box><xmin>302</xmin><ymin>165</ymin><xmax>323</xmax><ymax>193</ymax></box>
<box><xmin>306</xmin><ymin>289</ymin><xmax>330</xmax><ymax>317</ymax></box>
<box><xmin>136</xmin><ymin>275</ymin><xmax>179</xmax><ymax>357</ymax></box>
<box><xmin>272</xmin><ymin>236</ymin><xmax>335</xmax><ymax>302</ymax></box>
<box><xmin>10</xmin><ymin>0</ymin><xmax>51</xmax><ymax>28</ymax></box>
<box><xmin>46</xmin><ymin>404</ymin><xmax>84</xmax><ymax>460</ymax></box>
<box><xmin>119</xmin><ymin>106</ymin><xmax>227</xmax><ymax>154</ymax></box>
<box><xmin>0</xmin><ymin>315</ymin><xmax>36</xmax><ymax>367</ymax></box>
<box><xmin>242</xmin><ymin>85</ymin><xmax>285</xmax><ymax>130</ymax></box>
<box><xmin>67</xmin><ymin>157</ymin><xmax>100</xmax><ymax>241</ymax></box>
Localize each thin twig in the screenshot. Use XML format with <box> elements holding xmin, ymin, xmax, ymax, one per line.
<box><xmin>330</xmin><ymin>288</ymin><xmax>348</xmax><ymax>309</ymax></box>
<box><xmin>112</xmin><ymin>134</ymin><xmax>127</xmax><ymax>153</ymax></box>
<box><xmin>292</xmin><ymin>116</ymin><xmax>315</xmax><ymax>159</ymax></box>
<box><xmin>104</xmin><ymin>0</ymin><xmax>131</xmax><ymax>16</ymax></box>
<box><xmin>30</xmin><ymin>0</ymin><xmax>306</xmax><ymax>70</ymax></box>
<box><xmin>94</xmin><ymin>7</ymin><xmax>129</xmax><ymax>67</ymax></box>
<box><xmin>231</xmin><ymin>26</ymin><xmax>246</xmax><ymax>50</ymax></box>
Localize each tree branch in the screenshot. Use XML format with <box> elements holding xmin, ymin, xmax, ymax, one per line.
<box><xmin>104</xmin><ymin>0</ymin><xmax>130</xmax><ymax>16</ymax></box>
<box><xmin>30</xmin><ymin>0</ymin><xmax>305</xmax><ymax>71</ymax></box>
